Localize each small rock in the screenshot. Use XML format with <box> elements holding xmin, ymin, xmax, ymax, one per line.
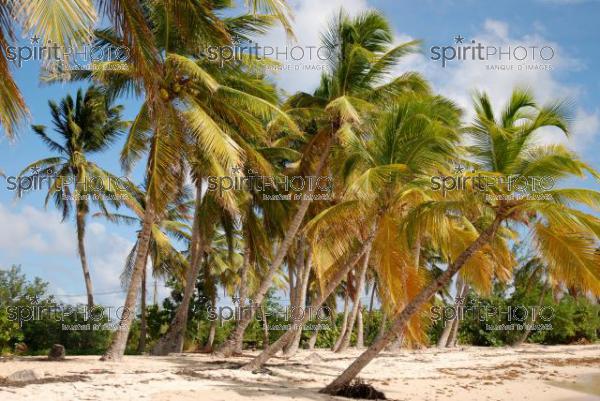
<box><xmin>6</xmin><ymin>369</ymin><xmax>42</xmax><ymax>383</ymax></box>
<box><xmin>48</xmin><ymin>344</ymin><xmax>66</xmax><ymax>360</ymax></box>
<box><xmin>14</xmin><ymin>343</ymin><xmax>28</xmax><ymax>355</ymax></box>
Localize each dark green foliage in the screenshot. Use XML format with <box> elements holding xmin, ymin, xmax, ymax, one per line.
<box><xmin>0</xmin><ymin>265</ymin><xmax>110</xmax><ymax>355</ymax></box>
<box><xmin>453</xmin><ymin>286</ymin><xmax>598</xmax><ymax>346</ymax></box>
<box><xmin>2</xmin><ymin>266</ymin><xmax>597</xmax><ymax>355</ymax></box>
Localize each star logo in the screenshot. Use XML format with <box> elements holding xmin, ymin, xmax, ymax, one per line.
<box><xmin>453</xmin><ymin>164</ymin><xmax>465</xmax><ymax>174</ymax></box>
<box><xmin>26</xmin><ymin>294</ymin><xmax>41</xmax><ymax>304</ymax></box>
<box><xmin>231</xmin><ymin>166</ymin><xmax>241</xmax><ymax>174</ymax></box>
<box><xmin>31</xmin><ymin>166</ymin><xmax>40</xmax><ymax>174</ymax></box>
<box><xmin>454</xmin><ymin>35</ymin><xmax>465</xmax><ymax>44</ymax></box>
<box><xmin>30</xmin><ymin>35</ymin><xmax>40</xmax><ymax>44</ymax></box>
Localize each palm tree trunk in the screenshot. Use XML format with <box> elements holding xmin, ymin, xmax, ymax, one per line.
<box><xmin>446</xmin><ymin>313</ymin><xmax>460</xmax><ymax>347</ymax></box>
<box><xmin>437</xmin><ymin>313</ymin><xmax>453</xmax><ymax>348</ymax></box>
<box><xmin>75</xmin><ymin>203</ymin><xmax>94</xmax><ymax>310</ymax></box>
<box><xmin>153</xmin><ymin>279</ymin><xmax>158</xmax><ymax>306</ymax></box>
<box><xmin>261</xmin><ymin>305</ymin><xmax>270</xmax><ymax>348</ymax></box>
<box><xmin>206</xmin><ymin>320</ymin><xmax>217</xmax><ymax>350</ymax></box>
<box><xmin>232</xmin><ymin>246</ymin><xmax>251</xmax><ymax>354</ymax></box>
<box><xmin>151</xmin><ymin>181</ymin><xmax>204</xmax><ymax>355</ymax></box>
<box><xmin>377</xmin><ymin>312</ymin><xmax>387</xmax><ymax>340</ymax></box>
<box><xmin>137</xmin><ymin>255</ymin><xmax>149</xmax><ymax>354</ymax></box>
<box><xmin>437</xmin><ymin>278</ymin><xmax>464</xmax><ymax>348</ymax></box>
<box><xmin>332</xmin><ymin>289</ymin><xmax>350</xmax><ymax>351</ymax></box>
<box><xmin>203</xmin><ymin>288</ymin><xmax>217</xmax><ymax>352</ymax></box>
<box><xmin>241</xmin><ymin>217</ymin><xmax>380</xmax><ymax>371</ymax></box>
<box><xmin>282</xmin><ymin>242</ymin><xmax>300</xmax><ymax>356</ymax></box>
<box><xmin>284</xmin><ymin>244</ymin><xmax>312</xmax><ymax>357</ymax></box>
<box><xmin>513</xmin><ymin>284</ymin><xmax>548</xmax><ymax>346</ymax></box>
<box><xmin>447</xmin><ymin>282</ymin><xmax>469</xmax><ymax>347</ymax></box>
<box><xmin>218</xmin><ymin>135</ymin><xmax>334</xmax><ymax>357</ymax></box>
<box><xmin>320</xmin><ymin>213</ymin><xmax>504</xmax><ymax>394</ymax></box>
<box><xmin>368</xmin><ymin>283</ymin><xmax>377</xmax><ymax>315</ymax></box>
<box><xmin>202</xmin><ymin>256</ymin><xmax>217</xmax><ymax>352</ymax></box>
<box><xmin>356</xmin><ymin>301</ymin><xmax>364</xmax><ymax>348</ymax></box>
<box><xmin>336</xmin><ymin>249</ymin><xmax>371</xmax><ymax>353</ymax></box>
<box><xmin>101</xmin><ymin>205</ymin><xmax>155</xmax><ymax>361</ymax></box>
<box><xmin>308</xmin><ymin>329</ymin><xmax>319</xmax><ymax>349</ymax></box>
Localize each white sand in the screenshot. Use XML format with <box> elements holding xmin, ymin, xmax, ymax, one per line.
<box><xmin>0</xmin><ymin>344</ymin><xmax>598</xmax><ymax>401</ymax></box>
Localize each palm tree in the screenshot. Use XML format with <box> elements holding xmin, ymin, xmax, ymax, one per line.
<box><xmin>95</xmin><ymin>183</ymin><xmax>192</xmax><ymax>353</ymax></box>
<box><xmin>320</xmin><ymin>89</ymin><xmax>600</xmax><ymax>394</ymax></box>
<box><xmin>201</xmin><ymin>229</ymin><xmax>245</xmax><ymax>351</ymax></box>
<box><xmin>19</xmin><ymin>86</ymin><xmax>127</xmax><ymax>309</ymax></box>
<box><xmin>219</xmin><ymin>8</ymin><xmax>428</xmax><ymax>356</ymax></box>
<box><xmin>243</xmin><ymin>93</ymin><xmax>466</xmax><ymax>370</ymax></box>
<box><xmin>81</xmin><ymin>1</ymin><xmax>296</xmax><ymax>361</ymax></box>
<box><xmin>148</xmin><ymin>8</ymin><xmax>297</xmax><ymax>353</ymax></box>
<box><xmin>150</xmin><ymin>189</ymin><xmax>227</xmax><ymax>355</ymax></box>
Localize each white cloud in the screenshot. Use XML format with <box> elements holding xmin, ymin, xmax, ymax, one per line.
<box><xmin>483</xmin><ymin>20</ymin><xmax>509</xmax><ymax>39</ymax></box>
<box><xmin>0</xmin><ymin>203</ymin><xmax>74</xmax><ymax>256</ymax></box>
<box><xmin>0</xmin><ymin>201</ymin><xmax>136</xmax><ymax>307</ymax></box>
<box><xmin>258</xmin><ymin>0</ymin><xmax>369</xmax><ymax>94</ymax></box>
<box><xmin>418</xmin><ymin>19</ymin><xmax>598</xmax><ymax>153</ymax></box>
<box><xmin>571</xmin><ymin>108</ymin><xmax>600</xmax><ymax>151</ymax></box>
<box><xmin>256</xmin><ymin>7</ymin><xmax>600</xmax><ymax>154</ymax></box>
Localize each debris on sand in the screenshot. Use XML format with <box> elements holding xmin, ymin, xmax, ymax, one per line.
<box><xmin>251</xmin><ymin>367</ymin><xmax>273</xmax><ymax>375</ymax></box>
<box><xmin>329</xmin><ymin>379</ymin><xmax>386</xmax><ymax>400</ymax></box>
<box><xmin>305</xmin><ymin>352</ymin><xmax>324</xmax><ymax>363</ymax></box>
<box><xmin>0</xmin><ymin>370</ymin><xmax>89</xmax><ymax>388</ymax></box>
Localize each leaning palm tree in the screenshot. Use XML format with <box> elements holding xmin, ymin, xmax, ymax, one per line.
<box><xmin>19</xmin><ymin>86</ymin><xmax>127</xmax><ymax>309</ymax></box>
<box><xmin>219</xmin><ymin>8</ymin><xmax>429</xmax><ymax>356</ymax></box>
<box><xmin>320</xmin><ymin>89</ymin><xmax>600</xmax><ymax>394</ymax></box>
<box><xmin>243</xmin><ymin>93</ymin><xmax>472</xmax><ymax>369</ymax></box>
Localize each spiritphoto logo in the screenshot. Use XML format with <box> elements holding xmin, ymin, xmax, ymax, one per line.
<box><xmin>206</xmin><ymin>167</ymin><xmax>334</xmax><ymax>201</ymax></box>
<box><xmin>207</xmin><ymin>299</ymin><xmax>331</xmax><ymax>331</ymax></box>
<box><xmin>199</xmin><ymin>39</ymin><xmax>334</xmax><ymax>71</ymax></box>
<box><xmin>4</xmin><ymin>167</ymin><xmax>130</xmax><ymax>200</ymax></box>
<box><xmin>430</xmin><ymin>164</ymin><xmax>556</xmax><ymax>197</ymax></box>
<box><xmin>430</xmin><ymin>299</ymin><xmax>555</xmax><ymax>331</ymax></box>
<box><xmin>430</xmin><ymin>35</ymin><xmax>555</xmax><ymax>71</ymax></box>
<box><xmin>5</xmin><ymin>35</ymin><xmax>130</xmax><ymax>70</ymax></box>
<box><xmin>6</xmin><ymin>301</ymin><xmax>131</xmax><ymax>331</ymax></box>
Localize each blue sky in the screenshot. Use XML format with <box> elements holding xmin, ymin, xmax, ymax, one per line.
<box><xmin>0</xmin><ymin>0</ymin><xmax>598</xmax><ymax>307</ymax></box>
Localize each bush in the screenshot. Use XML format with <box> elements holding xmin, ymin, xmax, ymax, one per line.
<box><xmin>1</xmin><ymin>265</ymin><xmax>111</xmax><ymax>355</ymax></box>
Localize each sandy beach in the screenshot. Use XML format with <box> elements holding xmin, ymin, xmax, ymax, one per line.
<box><xmin>1</xmin><ymin>344</ymin><xmax>598</xmax><ymax>401</ymax></box>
